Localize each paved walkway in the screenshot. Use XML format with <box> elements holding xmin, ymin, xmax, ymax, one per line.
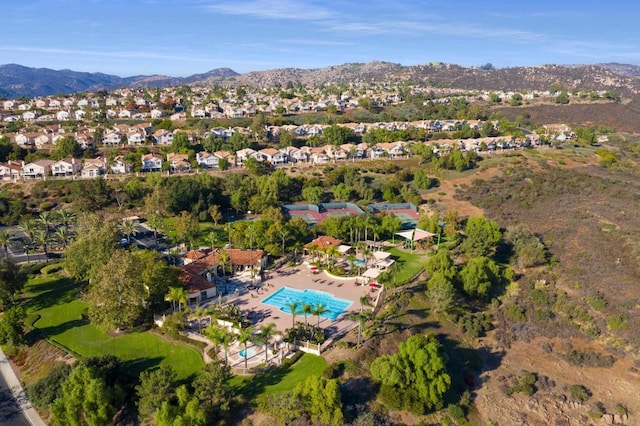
<box><xmin>0</xmin><ymin>346</ymin><xmax>46</xmax><ymax>426</ymax></box>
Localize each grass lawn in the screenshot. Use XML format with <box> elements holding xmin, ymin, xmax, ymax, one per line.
<box><xmin>388</xmin><ymin>247</ymin><xmax>427</xmax><ymax>285</ymax></box>
<box><xmin>231</xmin><ymin>353</ymin><xmax>328</xmax><ymax>401</ymax></box>
<box><xmin>24</xmin><ymin>275</ymin><xmax>204</xmax><ymax>380</ymax></box>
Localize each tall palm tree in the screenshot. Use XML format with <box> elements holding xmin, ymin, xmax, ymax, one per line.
<box><xmin>32</xmin><ymin>229</ymin><xmax>49</xmax><ymax>260</ymax></box>
<box><xmin>237</xmin><ymin>325</ymin><xmax>255</xmax><ymax>370</ymax></box>
<box><xmin>259</xmin><ymin>322</ymin><xmax>277</xmax><ymax>364</ymax></box>
<box><xmin>205</xmin><ymin>324</ymin><xmax>235</xmax><ymax>365</ymax></box>
<box><xmin>166</xmin><ymin>286</ymin><xmax>188</xmax><ymax>312</ymax></box>
<box><xmin>119</xmin><ymin>218</ymin><xmax>139</xmax><ymax>245</ymax></box>
<box><xmin>0</xmin><ymin>230</ymin><xmax>12</xmax><ymax>258</ymax></box>
<box><xmin>194</xmin><ymin>306</ymin><xmax>206</xmax><ymax>333</ymax></box>
<box><xmin>54</xmin><ymin>226</ymin><xmax>73</xmax><ymax>249</ymax></box>
<box><xmin>207</xmin><ymin>231</ymin><xmax>217</xmax><ymax>252</ymax></box>
<box><xmin>18</xmin><ymin>218</ymin><xmax>37</xmax><ymax>241</ymax></box>
<box><xmin>55</xmin><ymin>209</ymin><xmax>77</xmax><ymax>231</ymax></box>
<box><xmin>288</xmin><ymin>301</ymin><xmax>300</xmax><ymax>328</ymax></box>
<box><xmin>37</xmin><ymin>211</ymin><xmax>55</xmax><ymax>235</ymax></box>
<box><xmin>146</xmin><ymin>214</ymin><xmax>163</xmax><ymax>246</ymax></box>
<box><xmin>217</xmin><ymin>249</ymin><xmax>231</xmax><ymax>278</ymax></box>
<box><xmin>302</xmin><ymin>302</ymin><xmax>313</xmax><ymax>326</ymax></box>
<box><xmin>312</xmin><ymin>304</ymin><xmax>328</xmax><ymax>329</ymax></box>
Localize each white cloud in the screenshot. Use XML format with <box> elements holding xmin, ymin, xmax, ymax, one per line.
<box><xmin>206</xmin><ymin>0</ymin><xmax>333</xmax><ymax>21</ymax></box>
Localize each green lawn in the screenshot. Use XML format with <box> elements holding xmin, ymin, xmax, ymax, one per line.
<box><xmin>231</xmin><ymin>353</ymin><xmax>328</xmax><ymax>400</ymax></box>
<box><xmin>24</xmin><ymin>275</ymin><xmax>204</xmax><ymax>379</ymax></box>
<box><xmin>388</xmin><ymin>247</ymin><xmax>427</xmax><ymax>284</ymax></box>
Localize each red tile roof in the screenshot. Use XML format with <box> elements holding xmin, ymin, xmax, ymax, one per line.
<box><xmin>304</xmin><ymin>236</ymin><xmax>342</xmax><ymax>250</ymax></box>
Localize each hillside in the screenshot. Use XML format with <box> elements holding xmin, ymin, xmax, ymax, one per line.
<box><xmin>2</xmin><ymin>61</ymin><xmax>640</xmax><ymax>99</ymax></box>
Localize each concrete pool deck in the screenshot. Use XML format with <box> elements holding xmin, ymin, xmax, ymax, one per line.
<box><xmin>225</xmin><ymin>262</ymin><xmax>377</xmax><ymax>338</ymax></box>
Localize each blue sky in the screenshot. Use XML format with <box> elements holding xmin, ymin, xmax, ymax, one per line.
<box><xmin>2</xmin><ymin>0</ymin><xmax>639</xmax><ymax>77</ymax></box>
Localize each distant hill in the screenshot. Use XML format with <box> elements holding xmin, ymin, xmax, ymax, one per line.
<box><xmin>2</xmin><ymin>61</ymin><xmax>640</xmax><ymax>99</ymax></box>
<box><xmin>0</xmin><ymin>64</ymin><xmax>238</xmax><ymax>98</ymax></box>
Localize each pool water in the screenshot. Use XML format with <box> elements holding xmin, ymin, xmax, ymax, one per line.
<box><xmin>239</xmin><ymin>347</ymin><xmax>256</xmax><ymax>358</ymax></box>
<box><xmin>262</xmin><ymin>286</ymin><xmax>352</xmax><ymax>321</ymax></box>
<box><xmin>353</xmin><ymin>259</ymin><xmax>366</xmax><ymax>267</ymax></box>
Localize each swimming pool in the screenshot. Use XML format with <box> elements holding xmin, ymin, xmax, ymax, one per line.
<box><xmin>353</xmin><ymin>259</ymin><xmax>366</xmax><ymax>267</ymax></box>
<box><xmin>262</xmin><ymin>287</ymin><xmax>352</xmax><ymax>321</ymax></box>
<box><xmin>239</xmin><ymin>347</ymin><xmax>257</xmax><ymax>358</ymax></box>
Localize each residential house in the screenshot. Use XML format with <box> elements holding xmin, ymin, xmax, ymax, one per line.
<box><xmin>110</xmin><ymin>156</ymin><xmax>134</xmax><ymax>174</ymax></box>
<box><xmin>22</xmin><ymin>111</ymin><xmax>38</xmax><ymax>121</ymax></box>
<box><xmin>76</xmin><ymin>133</ymin><xmax>96</xmax><ymax>149</ymax></box>
<box><xmin>103</xmin><ymin>131</ymin><xmax>123</xmax><ymax>146</ymax></box>
<box><xmin>56</xmin><ymin>110</ymin><xmax>70</xmax><ymax>121</ymax></box>
<box><xmin>81</xmin><ymin>157</ymin><xmax>106</xmax><ymax>179</ymax></box>
<box><xmin>153</xmin><ymin>129</ymin><xmax>174</xmax><ymax>145</ymax></box>
<box><xmin>22</xmin><ymin>159</ymin><xmax>54</xmax><ymax>180</ymax></box>
<box><xmin>74</xmin><ymin>110</ymin><xmax>87</xmax><ymax>120</ymax></box>
<box><xmin>213</xmin><ymin>151</ymin><xmax>236</xmax><ymax>167</ymax></box>
<box><xmin>196</xmin><ymin>151</ymin><xmax>219</xmax><ymax>169</ymax></box>
<box><xmin>150</xmin><ymin>109</ymin><xmax>165</xmax><ymax>119</ymax></box>
<box><xmin>259</xmin><ymin>148</ymin><xmax>288</xmax><ymax>165</ymax></box>
<box><xmin>0</xmin><ymin>161</ymin><xmax>22</xmax><ymax>181</ymax></box>
<box><xmin>179</xmin><ymin>263</ymin><xmax>218</xmax><ymax>306</ymax></box>
<box><xmin>141</xmin><ymin>153</ymin><xmax>163</xmax><ymax>172</ymax></box>
<box><xmin>167</xmin><ymin>153</ymin><xmax>191</xmax><ymax>173</ymax></box>
<box><xmin>51</xmin><ymin>158</ymin><xmax>82</xmax><ymax>177</ymax></box>
<box><xmin>235</xmin><ymin>148</ymin><xmax>259</xmax><ymax>165</ymax></box>
<box><xmin>34</xmin><ymin>134</ymin><xmax>51</xmax><ymax>149</ymax></box>
<box><xmin>14</xmin><ymin>133</ymin><xmax>38</xmax><ymax>148</ymax></box>
<box><xmin>127</xmin><ymin>132</ymin><xmax>146</xmax><ymax>146</ymax></box>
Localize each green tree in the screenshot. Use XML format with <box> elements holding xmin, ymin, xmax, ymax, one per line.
<box><xmin>425</xmin><ymin>249</ymin><xmax>456</xmax><ymax>280</ymax></box>
<box><xmin>166</xmin><ymin>286</ymin><xmax>188</xmax><ymax>312</ymax></box>
<box><xmin>136</xmin><ymin>365</ymin><xmax>177</xmax><ymax>419</ymax></box>
<box><xmin>64</xmin><ymin>215</ymin><xmax>119</xmax><ymax>281</ymax></box>
<box><xmin>118</xmin><ymin>218</ymin><xmax>138</xmax><ymax>245</ymax></box>
<box><xmin>370</xmin><ymin>334</ymin><xmax>451</xmax><ymax>413</ymax></box>
<box><xmin>170</xmin><ymin>131</ymin><xmax>190</xmax><ymax>152</ymax></box>
<box><xmin>302</xmin><ymin>186</ymin><xmax>324</xmax><ymax>203</ymax></box>
<box><xmin>86</xmin><ymin>250</ymin><xmax>148</xmax><ymax>331</ymax></box>
<box><xmin>555</xmin><ymin>91</ymin><xmax>570</xmax><ymax>104</ymax></box>
<box><xmin>193</xmin><ymin>360</ymin><xmax>233</xmax><ymax>420</ymax></box>
<box><xmin>0</xmin><ymin>258</ymin><xmax>27</xmax><ymax>310</ymax></box>
<box><xmin>459</xmin><ymin>256</ymin><xmax>501</xmax><ymax>298</ymax></box>
<box><xmin>155</xmin><ymin>385</ymin><xmax>206</xmax><ymax>426</ymax></box>
<box><xmin>51</xmin><ymin>364</ymin><xmax>123</xmax><ymax>426</ymax></box>
<box><xmin>427</xmin><ymin>272</ymin><xmax>456</xmax><ymax>314</ymax></box>
<box><xmin>322</xmin><ymin>124</ymin><xmax>353</xmax><ymax>145</ymax></box>
<box><xmin>26</xmin><ymin>364</ymin><xmax>73</xmax><ymax>410</ymax></box>
<box><xmin>54</xmin><ymin>136</ymin><xmax>82</xmax><ymax>159</ymax></box>
<box><xmin>209</xmin><ymin>204</ymin><xmax>222</xmax><ymax>227</ymax></box>
<box><xmin>174</xmin><ymin>211</ymin><xmax>199</xmax><ymax>248</ymax></box>
<box><xmin>237</xmin><ymin>325</ymin><xmax>255</xmax><ymax>370</ymax></box>
<box><xmin>0</xmin><ymin>306</ymin><xmax>26</xmax><ymax>346</ymax></box>
<box><xmin>462</xmin><ymin>216</ymin><xmax>502</xmax><ymax>257</ymax></box>
<box><xmin>293</xmin><ymin>376</ymin><xmax>343</xmax><ymax>426</ymax></box>
<box><xmin>288</xmin><ymin>301</ymin><xmax>299</xmax><ymax>328</ymax></box>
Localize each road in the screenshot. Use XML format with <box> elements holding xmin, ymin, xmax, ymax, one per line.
<box><xmin>0</xmin><ymin>347</ymin><xmax>45</xmax><ymax>426</ymax></box>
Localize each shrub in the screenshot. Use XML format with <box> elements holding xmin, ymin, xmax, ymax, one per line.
<box><xmin>563</xmin><ymin>349</ymin><xmax>616</xmax><ymax>368</ymax></box>
<box><xmin>504</xmin><ymin>303</ymin><xmax>526</xmax><ymax>322</ymax></box>
<box><xmin>568</xmin><ymin>384</ymin><xmax>591</xmax><ymax>403</ymax></box>
<box><xmin>41</xmin><ymin>262</ymin><xmax>64</xmax><ymax>275</ymax></box>
<box><xmin>503</xmin><ymin>371</ymin><xmax>537</xmax><ymax>396</ymax></box>
<box><xmin>26</xmin><ymin>364</ymin><xmax>73</xmax><ymax>409</ymax></box>
<box><xmin>586</xmin><ymin>292</ymin><xmax>608</xmax><ymax>311</ymax></box>
<box><xmin>607</xmin><ymin>313</ymin><xmax>628</xmax><ymax>330</ymax></box>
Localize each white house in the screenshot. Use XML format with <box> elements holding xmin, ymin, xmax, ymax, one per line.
<box><xmin>81</xmin><ymin>157</ymin><xmax>106</xmax><ymax>179</ymax></box>
<box><xmin>196</xmin><ymin>151</ymin><xmax>219</xmax><ymax>169</ymax></box>
<box><xmin>110</xmin><ymin>156</ymin><xmax>134</xmax><ymax>174</ymax></box>
<box><xmin>22</xmin><ymin>160</ymin><xmax>54</xmax><ymax>180</ymax></box>
<box><xmin>0</xmin><ymin>161</ymin><xmax>22</xmax><ymax>181</ymax></box>
<box><xmin>51</xmin><ymin>158</ymin><xmax>82</xmax><ymax>177</ymax></box>
<box><xmin>153</xmin><ymin>130</ymin><xmax>174</xmax><ymax>145</ymax></box>
<box><xmin>103</xmin><ymin>132</ymin><xmax>123</xmax><ymax>146</ymax></box>
<box><xmin>141</xmin><ymin>153</ymin><xmax>163</xmax><ymax>172</ymax></box>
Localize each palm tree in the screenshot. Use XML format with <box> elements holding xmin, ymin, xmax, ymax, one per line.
<box><xmin>217</xmin><ymin>249</ymin><xmax>231</xmax><ymax>278</ymax></box>
<box><xmin>288</xmin><ymin>301</ymin><xmax>300</xmax><ymax>328</ymax></box>
<box><xmin>237</xmin><ymin>325</ymin><xmax>255</xmax><ymax>370</ymax></box>
<box><xmin>205</xmin><ymin>324</ymin><xmax>235</xmax><ymax>365</ymax></box>
<box><xmin>37</xmin><ymin>211</ymin><xmax>55</xmax><ymax>235</ymax></box>
<box><xmin>55</xmin><ymin>208</ymin><xmax>77</xmax><ymax>231</ymax></box>
<box><xmin>259</xmin><ymin>322</ymin><xmax>277</xmax><ymax>364</ymax></box>
<box><xmin>360</xmin><ymin>295</ymin><xmax>372</xmax><ymax>312</ymax></box>
<box><xmin>54</xmin><ymin>226</ymin><xmax>73</xmax><ymax>249</ymax></box>
<box><xmin>326</xmin><ymin>246</ymin><xmax>339</xmax><ymax>269</ymax></box>
<box><xmin>207</xmin><ymin>231</ymin><xmax>217</xmax><ymax>252</ymax></box>
<box><xmin>166</xmin><ymin>286</ymin><xmax>188</xmax><ymax>312</ymax></box>
<box><xmin>279</xmin><ymin>227</ymin><xmax>290</xmax><ymax>257</ymax></box>
<box><xmin>32</xmin><ymin>229</ymin><xmax>49</xmax><ymax>260</ymax></box>
<box><xmin>302</xmin><ymin>302</ymin><xmax>313</xmax><ymax>326</ymax></box>
<box><xmin>0</xmin><ymin>231</ymin><xmax>12</xmax><ymax>258</ymax></box>
<box><xmin>119</xmin><ymin>218</ymin><xmax>138</xmax><ymax>245</ymax></box>
<box><xmin>312</xmin><ymin>304</ymin><xmax>328</xmax><ymax>329</ymax></box>
<box><xmin>194</xmin><ymin>306</ymin><xmax>206</xmax><ymax>333</ymax></box>
<box><xmin>18</xmin><ymin>218</ymin><xmax>37</xmax><ymax>241</ymax></box>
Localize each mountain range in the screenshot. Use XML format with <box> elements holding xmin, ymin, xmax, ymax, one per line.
<box><xmin>1</xmin><ymin>62</ymin><xmax>640</xmax><ymax>100</ymax></box>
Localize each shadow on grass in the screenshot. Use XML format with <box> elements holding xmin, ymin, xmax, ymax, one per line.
<box><xmin>23</xmin><ymin>276</ymin><xmax>78</xmax><ymax>312</ymax></box>
<box><xmin>119</xmin><ymin>357</ymin><xmax>165</xmax><ymax>379</ymax></box>
<box><xmin>36</xmin><ymin>318</ymin><xmax>89</xmax><ymax>338</ymax></box>
<box><xmin>233</xmin><ymin>363</ymin><xmax>293</xmax><ymax>401</ymax></box>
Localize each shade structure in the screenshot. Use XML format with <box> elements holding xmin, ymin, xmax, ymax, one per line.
<box><xmin>395</xmin><ymin>228</ymin><xmax>437</xmax><ymax>251</ymax></box>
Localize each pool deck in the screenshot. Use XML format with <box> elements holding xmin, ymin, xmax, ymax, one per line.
<box><xmin>224</xmin><ymin>262</ymin><xmax>376</xmax><ymax>338</ymax></box>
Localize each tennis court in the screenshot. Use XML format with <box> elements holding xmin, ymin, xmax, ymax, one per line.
<box><xmin>368</xmin><ymin>203</ymin><xmax>419</xmax><ymax>229</ymax></box>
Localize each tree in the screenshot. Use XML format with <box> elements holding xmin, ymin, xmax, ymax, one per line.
<box><xmin>312</xmin><ymin>304</ymin><xmax>327</xmax><ymax>329</ymax></box>
<box><xmin>166</xmin><ymin>286</ymin><xmax>188</xmax><ymax>312</ymax></box>
<box><xmin>86</xmin><ymin>250</ymin><xmax>149</xmax><ymax>331</ymax></box>
<box><xmin>171</xmin><ymin>131</ymin><xmax>190</xmax><ymax>152</ymax></box>
<box><xmin>302</xmin><ymin>186</ymin><xmax>324</xmax><ymax>203</ymax></box>
<box><xmin>302</xmin><ymin>302</ymin><xmax>313</xmax><ymax>326</ymax></box>
<box><xmin>370</xmin><ymin>334</ymin><xmax>451</xmax><ymax>413</ymax></box>
<box><xmin>293</xmin><ymin>376</ymin><xmax>344</xmax><ymax>426</ymax></box>
<box><xmin>54</xmin><ymin>136</ymin><xmax>82</xmax><ymax>159</ymax></box>
<box><xmin>137</xmin><ymin>365</ymin><xmax>177</xmax><ymax>419</ymax></box>
<box><xmin>459</xmin><ymin>256</ymin><xmax>501</xmax><ymax>298</ymax></box>
<box><xmin>425</xmin><ymin>249</ymin><xmax>456</xmax><ymax>280</ymax></box>
<box><xmin>462</xmin><ymin>216</ymin><xmax>502</xmax><ymax>257</ymax></box>
<box><xmin>0</xmin><ymin>306</ymin><xmax>26</xmax><ymax>346</ymax></box>
<box><xmin>209</xmin><ymin>204</ymin><xmax>222</xmax><ymax>227</ymax></box>
<box><xmin>26</xmin><ymin>364</ymin><xmax>73</xmax><ymax>410</ymax></box>
<box><xmin>192</xmin><ymin>361</ymin><xmax>233</xmax><ymax>421</ymax></box>
<box><xmin>237</xmin><ymin>325</ymin><xmax>255</xmax><ymax>370</ymax></box>
<box><xmin>0</xmin><ymin>258</ymin><xmax>27</xmax><ymax>310</ymax></box>
<box><xmin>32</xmin><ymin>228</ymin><xmax>50</xmax><ymax>259</ymax></box>
<box><xmin>64</xmin><ymin>215</ymin><xmax>119</xmax><ymax>281</ymax></box>
<box><xmin>259</xmin><ymin>322</ymin><xmax>277</xmax><ymax>364</ymax></box>
<box><xmin>427</xmin><ymin>272</ymin><xmax>456</xmax><ymax>313</ymax></box>
<box><xmin>555</xmin><ymin>91</ymin><xmax>570</xmax><ymax>104</ymax></box>
<box><xmin>174</xmin><ymin>211</ymin><xmax>198</xmax><ymax>248</ymax></box>
<box><xmin>322</xmin><ymin>124</ymin><xmax>353</xmax><ymax>146</ymax></box>
<box><xmin>118</xmin><ymin>218</ymin><xmax>138</xmax><ymax>245</ymax></box>
<box><xmin>155</xmin><ymin>385</ymin><xmax>206</xmax><ymax>426</ymax></box>
<box><xmin>288</xmin><ymin>301</ymin><xmax>300</xmax><ymax>328</ymax></box>
<box><xmin>205</xmin><ymin>324</ymin><xmax>235</xmax><ymax>365</ymax></box>
<box><xmin>51</xmin><ymin>364</ymin><xmax>123</xmax><ymax>426</ymax></box>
